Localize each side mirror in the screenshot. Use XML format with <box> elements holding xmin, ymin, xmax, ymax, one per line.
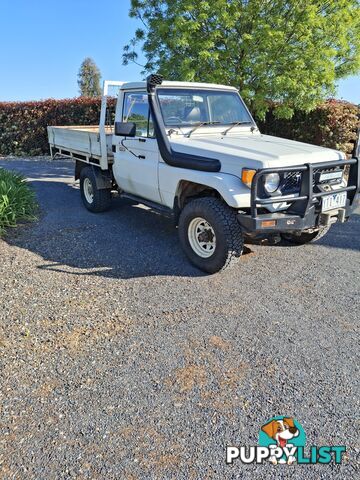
<box><xmin>115</xmin><ymin>121</ymin><xmax>136</xmax><ymax>137</ymax></box>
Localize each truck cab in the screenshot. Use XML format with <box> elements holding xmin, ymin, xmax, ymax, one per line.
<box><xmin>48</xmin><ymin>75</ymin><xmax>359</xmax><ymax>273</ymax></box>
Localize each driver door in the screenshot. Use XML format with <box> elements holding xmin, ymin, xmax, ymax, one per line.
<box><xmin>113</xmin><ymin>91</ymin><xmax>161</xmax><ymax>203</ymax></box>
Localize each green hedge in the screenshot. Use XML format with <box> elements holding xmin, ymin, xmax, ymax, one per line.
<box><xmin>257</xmin><ymin>100</ymin><xmax>360</xmax><ymax>157</ymax></box>
<box><xmin>0</xmin><ymin>97</ymin><xmax>359</xmax><ymax>157</ymax></box>
<box><xmin>0</xmin><ymin>98</ymin><xmax>106</xmax><ymax>156</ymax></box>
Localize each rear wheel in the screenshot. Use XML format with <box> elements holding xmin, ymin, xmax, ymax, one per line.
<box><xmin>178</xmin><ymin>197</ymin><xmax>244</xmax><ymax>273</ymax></box>
<box><xmin>281</xmin><ymin>225</ymin><xmax>331</xmax><ymax>245</ymax></box>
<box><xmin>80</xmin><ymin>167</ymin><xmax>111</xmax><ymax>213</ymax></box>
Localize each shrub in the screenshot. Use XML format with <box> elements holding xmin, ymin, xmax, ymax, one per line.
<box><xmin>257</xmin><ymin>99</ymin><xmax>360</xmax><ymax>157</ymax></box>
<box><xmin>0</xmin><ymin>97</ymin><xmax>114</xmax><ymax>156</ymax></box>
<box><xmin>0</xmin><ymin>97</ymin><xmax>358</xmax><ymax>157</ymax></box>
<box><xmin>0</xmin><ymin>168</ymin><xmax>37</xmax><ymax>235</ymax></box>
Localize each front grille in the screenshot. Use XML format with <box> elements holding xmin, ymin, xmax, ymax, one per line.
<box><xmin>282</xmin><ymin>171</ymin><xmax>302</xmax><ymax>192</ymax></box>
<box><xmin>313</xmin><ymin>166</ymin><xmax>344</xmax><ymax>185</ymax></box>
<box><xmin>281</xmin><ymin>165</ymin><xmax>344</xmax><ymax>194</ymax></box>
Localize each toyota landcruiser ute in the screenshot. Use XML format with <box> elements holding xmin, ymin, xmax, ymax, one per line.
<box><xmin>47</xmin><ymin>74</ymin><xmax>359</xmax><ymax>273</ymax></box>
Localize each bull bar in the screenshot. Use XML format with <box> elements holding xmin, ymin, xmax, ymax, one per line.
<box><xmin>237</xmin><ymin>158</ymin><xmax>359</xmax><ymax>233</ymax></box>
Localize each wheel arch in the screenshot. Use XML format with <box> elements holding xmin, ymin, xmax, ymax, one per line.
<box><xmin>76</xmin><ymin>162</ymin><xmax>113</xmax><ymax>190</ymax></box>
<box><xmin>173</xmin><ymin>180</ymin><xmax>222</xmax><ymax>225</ymax></box>
<box><xmin>172</xmin><ymin>173</ymin><xmax>249</xmax><ymax>224</ymax></box>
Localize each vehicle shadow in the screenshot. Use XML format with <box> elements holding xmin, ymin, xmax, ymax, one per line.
<box><xmin>5</xmin><ymin>184</ymin><xmax>209</xmax><ymax>279</ymax></box>
<box><xmin>318</xmin><ymin>212</ymin><xmax>360</xmax><ymax>250</ymax></box>
<box><xmin>272</xmin><ymin>212</ymin><xmax>360</xmax><ymax>251</ymax></box>
<box><xmin>1</xmin><ymin>159</ymin><xmax>358</xmax><ymax>280</ymax></box>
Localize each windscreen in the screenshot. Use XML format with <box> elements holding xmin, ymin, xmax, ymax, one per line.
<box><xmin>157</xmin><ymin>89</ymin><xmax>253</xmax><ymax>127</ymax></box>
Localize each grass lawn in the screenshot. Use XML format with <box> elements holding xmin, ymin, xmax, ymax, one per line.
<box><xmin>0</xmin><ymin>167</ymin><xmax>37</xmax><ymax>235</ymax></box>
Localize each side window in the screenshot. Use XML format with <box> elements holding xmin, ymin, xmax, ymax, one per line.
<box><xmin>122</xmin><ymin>92</ymin><xmax>154</xmax><ymax>137</ymax></box>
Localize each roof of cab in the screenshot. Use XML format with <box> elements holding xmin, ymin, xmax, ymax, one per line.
<box><xmin>120</xmin><ymin>81</ymin><xmax>237</xmax><ymax>91</ymax></box>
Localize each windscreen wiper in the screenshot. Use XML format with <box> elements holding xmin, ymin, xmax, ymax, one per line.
<box><xmin>222</xmin><ymin>121</ymin><xmax>252</xmax><ymax>135</ymax></box>
<box><xmin>186</xmin><ymin>121</ymin><xmax>220</xmax><ymax>137</ymax></box>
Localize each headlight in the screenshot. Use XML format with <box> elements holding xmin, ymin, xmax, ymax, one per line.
<box><xmin>264</xmin><ymin>173</ymin><xmax>280</xmax><ymax>193</ymax></box>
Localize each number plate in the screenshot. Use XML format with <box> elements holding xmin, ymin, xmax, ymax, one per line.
<box><xmin>321</xmin><ymin>192</ymin><xmax>347</xmax><ymax>212</ymax></box>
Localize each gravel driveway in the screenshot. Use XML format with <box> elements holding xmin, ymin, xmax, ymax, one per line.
<box><xmin>0</xmin><ymin>157</ymin><xmax>359</xmax><ymax>479</ymax></box>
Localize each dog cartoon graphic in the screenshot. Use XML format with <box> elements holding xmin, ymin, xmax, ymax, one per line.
<box><xmin>261</xmin><ymin>417</ymin><xmax>299</xmax><ymax>464</ymax></box>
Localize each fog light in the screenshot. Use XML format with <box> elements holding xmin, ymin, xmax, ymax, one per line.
<box><xmin>261</xmin><ymin>220</ymin><xmax>277</xmax><ymax>228</ymax></box>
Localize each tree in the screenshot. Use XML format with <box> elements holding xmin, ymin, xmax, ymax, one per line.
<box><xmin>78</xmin><ymin>57</ymin><xmax>102</xmax><ymax>97</ymax></box>
<box><xmin>123</xmin><ymin>0</ymin><xmax>360</xmax><ymax>118</ymax></box>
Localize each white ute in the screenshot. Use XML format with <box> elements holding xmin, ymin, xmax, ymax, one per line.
<box><xmin>47</xmin><ymin>74</ymin><xmax>359</xmax><ymax>273</ymax></box>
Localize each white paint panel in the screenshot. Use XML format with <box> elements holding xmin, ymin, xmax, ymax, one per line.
<box><xmin>158</xmin><ymin>163</ymin><xmax>250</xmax><ymax>209</ymax></box>
<box><xmin>47</xmin><ymin>126</ymin><xmax>113</xmax><ymax>160</ymax></box>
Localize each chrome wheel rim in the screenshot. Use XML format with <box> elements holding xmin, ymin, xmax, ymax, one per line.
<box><xmin>188</xmin><ymin>217</ymin><xmax>216</xmax><ymax>258</ymax></box>
<box><xmin>83</xmin><ymin>178</ymin><xmax>94</xmax><ymax>204</ymax></box>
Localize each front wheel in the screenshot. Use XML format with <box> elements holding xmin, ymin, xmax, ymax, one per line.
<box><xmin>178</xmin><ymin>197</ymin><xmax>244</xmax><ymax>273</ymax></box>
<box><xmin>281</xmin><ymin>225</ymin><xmax>331</xmax><ymax>245</ymax></box>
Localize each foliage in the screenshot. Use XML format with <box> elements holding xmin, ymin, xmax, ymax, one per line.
<box><xmin>0</xmin><ymin>98</ymin><xmax>357</xmax><ymax>157</ymax></box>
<box><xmin>257</xmin><ymin>99</ymin><xmax>360</xmax><ymax>156</ymax></box>
<box><xmin>123</xmin><ymin>0</ymin><xmax>360</xmax><ymax>118</ymax></box>
<box><xmin>78</xmin><ymin>57</ymin><xmax>102</xmax><ymax>97</ymax></box>
<box><xmin>0</xmin><ymin>168</ymin><xmax>37</xmax><ymax>236</ymax></box>
<box><xmin>0</xmin><ymin>97</ymin><xmax>114</xmax><ymax>156</ymax></box>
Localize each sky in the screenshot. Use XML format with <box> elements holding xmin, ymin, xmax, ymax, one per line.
<box><xmin>0</xmin><ymin>0</ymin><xmax>359</xmax><ymax>103</ymax></box>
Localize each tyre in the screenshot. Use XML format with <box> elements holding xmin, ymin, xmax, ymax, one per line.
<box><xmin>178</xmin><ymin>197</ymin><xmax>244</xmax><ymax>273</ymax></box>
<box><xmin>281</xmin><ymin>225</ymin><xmax>331</xmax><ymax>245</ymax></box>
<box><xmin>80</xmin><ymin>166</ymin><xmax>111</xmax><ymax>213</ymax></box>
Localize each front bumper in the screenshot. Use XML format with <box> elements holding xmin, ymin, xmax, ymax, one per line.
<box><xmin>237</xmin><ymin>158</ymin><xmax>359</xmax><ymax>234</ymax></box>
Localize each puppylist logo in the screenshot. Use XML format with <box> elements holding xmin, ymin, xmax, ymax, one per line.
<box><xmin>226</xmin><ymin>416</ymin><xmax>346</xmax><ymax>465</ymax></box>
